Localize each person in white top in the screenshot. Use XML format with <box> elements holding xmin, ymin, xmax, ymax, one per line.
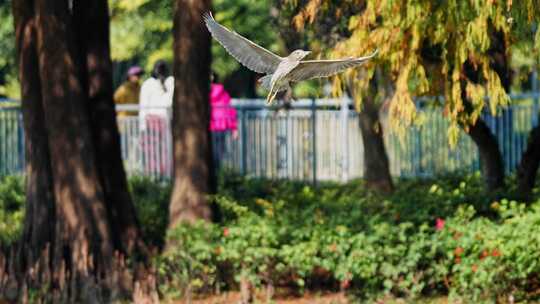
<box><xmin>139</xmin><ymin>60</ymin><xmax>174</xmax><ymax>131</ymax></box>
<box><xmin>139</xmin><ymin>60</ymin><xmax>174</xmax><ymax>177</ymax></box>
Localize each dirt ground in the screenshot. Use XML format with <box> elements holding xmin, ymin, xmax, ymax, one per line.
<box><xmin>172</xmin><ymin>293</ymin><xmax>458</xmax><ymax>304</ymax></box>
<box><xmin>174</xmin><ymin>291</ymin><xmax>349</xmax><ymax>304</ymax></box>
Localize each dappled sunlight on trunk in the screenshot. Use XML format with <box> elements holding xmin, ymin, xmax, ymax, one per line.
<box><xmin>169</xmin><ymin>0</ymin><xmax>213</xmax><ymax>228</ymax></box>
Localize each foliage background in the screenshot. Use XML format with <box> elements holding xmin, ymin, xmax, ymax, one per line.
<box><xmin>0</xmin><ymin>0</ymin><xmax>17</xmax><ymax>98</ymax></box>
<box><xmin>2</xmin><ymin>0</ymin><xmax>539</xmax><ymax>102</ymax></box>
<box><xmin>0</xmin><ymin>0</ymin><xmax>347</xmax><ymax>99</ymax></box>
<box><xmin>108</xmin><ymin>0</ymin><xmax>285</xmax><ymax>89</ymax></box>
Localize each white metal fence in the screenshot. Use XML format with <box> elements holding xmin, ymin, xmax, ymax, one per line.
<box><xmin>0</xmin><ymin>107</ymin><xmax>24</xmax><ymax>176</ymax></box>
<box><xmin>0</xmin><ymin>94</ymin><xmax>539</xmax><ymax>181</ymax></box>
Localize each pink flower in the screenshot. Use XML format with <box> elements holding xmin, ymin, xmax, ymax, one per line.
<box><xmin>435</xmin><ymin>218</ymin><xmax>445</xmax><ymax>231</ymax></box>
<box><xmin>223</xmin><ymin>227</ymin><xmax>230</xmax><ymax>237</ymax></box>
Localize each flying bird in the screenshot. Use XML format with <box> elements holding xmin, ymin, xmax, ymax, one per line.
<box><xmin>203</xmin><ymin>12</ymin><xmax>378</xmax><ymax>105</ymax></box>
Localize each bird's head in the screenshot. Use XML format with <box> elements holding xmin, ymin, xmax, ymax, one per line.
<box><xmin>289</xmin><ymin>50</ymin><xmax>311</xmax><ymax>61</ymax></box>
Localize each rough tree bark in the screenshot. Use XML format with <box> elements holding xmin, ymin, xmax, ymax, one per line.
<box><xmin>72</xmin><ymin>0</ymin><xmax>142</xmax><ymax>254</ymax></box>
<box><xmin>13</xmin><ymin>0</ymin><xmax>55</xmax><ymax>272</ymax></box>
<box><xmin>358</xmin><ymin>95</ymin><xmax>394</xmax><ymax>193</ymax></box>
<box><xmin>347</xmin><ymin>72</ymin><xmax>394</xmax><ymax>193</ymax></box>
<box><xmin>460</xmin><ymin>110</ymin><xmax>505</xmax><ymax>192</ymax></box>
<box><xmin>169</xmin><ymin>0</ymin><xmax>213</xmax><ymax>228</ymax></box>
<box><xmin>466</xmin><ymin>119</ymin><xmax>505</xmax><ymax>191</ymax></box>
<box><xmin>6</xmin><ymin>0</ymin><xmax>155</xmax><ymax>301</ymax></box>
<box><xmin>34</xmin><ymin>0</ymin><xmax>115</xmax><ymax>286</ymax></box>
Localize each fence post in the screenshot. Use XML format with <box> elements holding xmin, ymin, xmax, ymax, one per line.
<box><xmin>240</xmin><ymin>108</ymin><xmax>248</xmax><ymax>175</ymax></box>
<box><xmin>18</xmin><ymin>111</ymin><xmax>25</xmax><ymax>173</ymax></box>
<box><xmin>311</xmin><ymin>99</ymin><xmax>317</xmax><ymax>185</ymax></box>
<box><xmin>416</xmin><ymin>124</ymin><xmax>423</xmax><ymax>176</ymax></box>
<box><xmin>340</xmin><ymin>98</ymin><xmax>349</xmax><ymax>182</ymax></box>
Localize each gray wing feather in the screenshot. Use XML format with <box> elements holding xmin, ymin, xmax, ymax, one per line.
<box><xmin>203</xmin><ymin>12</ymin><xmax>282</xmax><ymax>74</ymax></box>
<box><xmin>288</xmin><ymin>49</ymin><xmax>378</xmax><ymax>82</ymax></box>
<box><xmin>258</xmin><ymin>74</ymin><xmax>273</xmax><ymax>90</ymax></box>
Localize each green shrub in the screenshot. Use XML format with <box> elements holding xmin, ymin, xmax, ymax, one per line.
<box><xmin>158</xmin><ymin>221</ymin><xmax>221</xmax><ymax>299</ymax></box>
<box><xmin>431</xmin><ymin>201</ymin><xmax>540</xmax><ymax>303</ymax></box>
<box><xmin>0</xmin><ymin>175</ymin><xmax>172</xmax><ymax>249</ymax></box>
<box><xmin>0</xmin><ymin>175</ymin><xmax>24</xmax><ymax>246</ymax></box>
<box><xmin>3</xmin><ymin>171</ymin><xmax>540</xmax><ymax>302</ymax></box>
<box><xmin>129</xmin><ymin>175</ymin><xmax>171</xmax><ymax>249</ymax></box>
<box><xmin>162</xmin><ymin>172</ymin><xmax>540</xmax><ymax>302</ymax></box>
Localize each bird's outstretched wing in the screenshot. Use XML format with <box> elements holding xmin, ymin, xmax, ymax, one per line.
<box><xmin>203</xmin><ymin>12</ymin><xmax>282</xmax><ymax>74</ymax></box>
<box><xmin>288</xmin><ymin>49</ymin><xmax>378</xmax><ymax>82</ymax></box>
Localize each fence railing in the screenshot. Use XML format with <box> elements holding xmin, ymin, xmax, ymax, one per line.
<box><xmin>0</xmin><ymin>106</ymin><xmax>24</xmax><ymax>176</ymax></box>
<box><xmin>0</xmin><ymin>94</ymin><xmax>539</xmax><ymax>181</ymax></box>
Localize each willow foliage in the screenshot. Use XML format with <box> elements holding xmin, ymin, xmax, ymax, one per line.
<box><xmin>289</xmin><ymin>0</ymin><xmax>540</xmax><ymax>142</ymax></box>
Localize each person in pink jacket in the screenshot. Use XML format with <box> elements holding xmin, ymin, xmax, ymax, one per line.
<box><xmin>210</xmin><ymin>74</ymin><xmax>238</xmax><ymax>171</ymax></box>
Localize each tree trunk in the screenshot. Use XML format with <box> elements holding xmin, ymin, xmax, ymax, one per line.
<box><xmin>466</xmin><ymin>118</ymin><xmax>505</xmax><ymax>191</ymax></box>
<box><xmin>358</xmin><ymin>95</ymin><xmax>394</xmax><ymax>193</ymax></box>
<box><xmin>169</xmin><ymin>0</ymin><xmax>213</xmax><ymax>228</ymax></box>
<box><xmin>460</xmin><ymin>30</ymin><xmax>508</xmax><ymax>192</ymax></box>
<box><xmin>34</xmin><ymin>0</ymin><xmax>115</xmax><ymax>278</ymax></box>
<box><xmin>72</xmin><ymin>0</ymin><xmax>142</xmax><ymax>255</ymax></box>
<box><xmin>6</xmin><ymin>0</ymin><xmax>157</xmax><ymax>301</ymax></box>
<box><xmin>348</xmin><ymin>69</ymin><xmax>394</xmax><ymax>193</ymax></box>
<box><xmin>516</xmin><ymin>124</ymin><xmax>540</xmax><ymax>199</ymax></box>
<box><xmin>13</xmin><ymin>0</ymin><xmax>55</xmax><ymax>272</ymax></box>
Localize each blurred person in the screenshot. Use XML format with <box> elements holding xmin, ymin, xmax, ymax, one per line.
<box><xmin>139</xmin><ymin>60</ymin><xmax>174</xmax><ymax>130</ymax></box>
<box><xmin>210</xmin><ymin>73</ymin><xmax>238</xmax><ymax>171</ymax></box>
<box><xmin>139</xmin><ymin>60</ymin><xmax>174</xmax><ymax>176</ymax></box>
<box><xmin>114</xmin><ymin>65</ymin><xmax>143</xmax><ymax>117</ymax></box>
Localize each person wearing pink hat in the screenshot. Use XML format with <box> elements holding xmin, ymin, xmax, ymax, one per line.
<box><xmin>114</xmin><ymin>65</ymin><xmax>144</xmax><ymax>117</ymax></box>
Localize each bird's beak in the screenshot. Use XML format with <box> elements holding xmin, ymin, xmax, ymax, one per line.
<box><xmin>304</xmin><ymin>51</ymin><xmax>312</xmax><ymax>56</ymax></box>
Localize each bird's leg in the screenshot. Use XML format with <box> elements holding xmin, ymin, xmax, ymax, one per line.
<box><xmin>266</xmin><ymin>82</ymin><xmax>278</xmax><ymax>105</ymax></box>
<box><xmin>267</xmin><ymin>90</ymin><xmax>279</xmax><ymax>105</ymax></box>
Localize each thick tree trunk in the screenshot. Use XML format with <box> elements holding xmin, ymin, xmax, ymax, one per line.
<box><xmin>7</xmin><ymin>0</ymin><xmax>157</xmax><ymax>302</ymax></box>
<box><xmin>169</xmin><ymin>0</ymin><xmax>213</xmax><ymax>228</ymax></box>
<box><xmin>34</xmin><ymin>0</ymin><xmax>116</xmax><ymax>295</ymax></box>
<box><xmin>466</xmin><ymin>118</ymin><xmax>505</xmax><ymax>191</ymax></box>
<box><xmin>72</xmin><ymin>0</ymin><xmax>142</xmax><ymax>254</ymax></box>
<box><xmin>13</xmin><ymin>0</ymin><xmax>55</xmax><ymax>272</ymax></box>
<box><xmin>358</xmin><ymin>96</ymin><xmax>394</xmax><ymax>193</ymax></box>
<box><xmin>516</xmin><ymin>125</ymin><xmax>540</xmax><ymax>199</ymax></box>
